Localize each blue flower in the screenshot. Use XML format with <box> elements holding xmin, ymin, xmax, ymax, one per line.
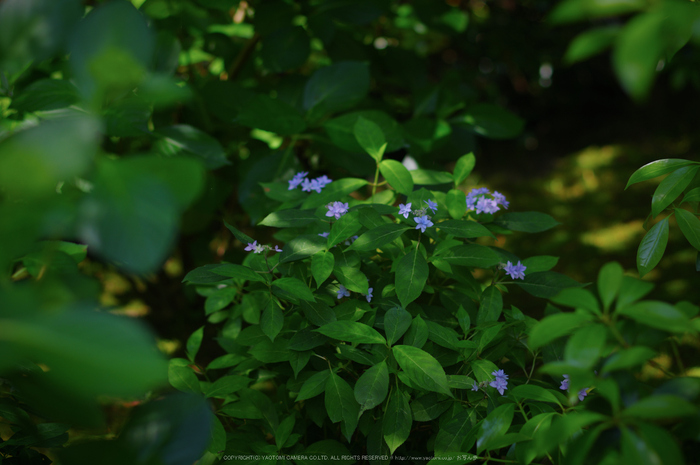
<box><xmin>471</xmin><ymin>381</ymin><xmax>479</xmax><ymax>392</ymax></box>
<box><xmin>315</xmin><ymin>175</ymin><xmax>332</xmax><ymax>188</ymax></box>
<box><xmin>364</xmin><ymin>287</ymin><xmax>373</xmax><ymax>303</ymax></box>
<box><xmin>398</xmin><ymin>203</ymin><xmax>412</xmax><ymax>219</ymax></box>
<box><xmin>504</xmin><ymin>261</ymin><xmax>527</xmax><ymax>280</ymax></box>
<box><xmin>273</xmin><ymin>245</ymin><xmax>283</xmax><ymax>252</ymax></box>
<box><xmin>489</xmin><ymin>369</ymin><xmax>508</xmax><ymax>395</ymax></box>
<box><xmin>424</xmin><ymin>199</ymin><xmax>438</xmax><ymax>213</ymax></box>
<box><xmin>244</xmin><ymin>240</ymin><xmax>264</xmax><ymax>254</ymax></box>
<box><xmin>309</xmin><ymin>179</ymin><xmax>323</xmax><ymax>193</ymax></box>
<box><xmin>318</xmin><ymin>232</ymin><xmax>330</xmax><ymax>238</ymax></box>
<box><xmin>561</xmin><ymin>375</ymin><xmax>589</xmax><ymax>402</ymax></box>
<box><xmin>326</xmin><ymin>201</ymin><xmax>349</xmax><ymax>220</ymax></box>
<box><xmin>337</xmin><ymin>285</ymin><xmax>350</xmax><ymax>299</ymax></box>
<box><xmin>288</xmin><ymin>171</ymin><xmax>308</xmax><ymax>190</ymax></box>
<box><xmin>492</xmin><ymin>191</ymin><xmax>509</xmax><ymax>209</ymax></box>
<box><xmin>476</xmin><ymin>197</ymin><xmax>500</xmax><ymax>214</ymax></box>
<box><xmin>414</xmin><ymin>216</ymin><xmax>433</xmax><ymax>233</ymax></box>
<box><xmin>301</xmin><ymin>178</ymin><xmax>313</xmax><ymax>192</ymax></box>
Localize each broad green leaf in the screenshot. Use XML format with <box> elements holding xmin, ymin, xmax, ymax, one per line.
<box><xmin>296</xmin><ymin>371</ymin><xmax>331</xmax><ymax>401</ymax></box>
<box><xmin>383</xmin><ymin>390</ymin><xmax>412</xmax><ymax>454</ymax></box>
<box><xmin>616</xmin><ymin>300</ymin><xmax>693</xmax><ymax>334</ymax></box>
<box><xmin>348</xmin><ymin>223</ymin><xmax>410</xmax><ymax>252</ymax></box>
<box><xmin>477</xmin><ymin>404</ymin><xmax>515</xmax><ymax>453</ymax></box>
<box><xmin>456</xmin><ymin>306</ymin><xmax>470</xmax><ymax>335</ymax></box>
<box><xmin>311</xmin><ymin>251</ymin><xmax>335</xmax><ymax>287</ymax></box>
<box><xmin>564</xmin><ymin>26</ymin><xmax>620</xmax><ymax>64</ymax></box>
<box><xmin>597</xmin><ymin>261</ymin><xmax>623</xmax><ymax>312</ymax></box>
<box><xmin>616</xmin><ymin>276</ymin><xmax>654</xmax><ymax>310</ymax></box>
<box><xmin>301</xmin><ymin>178</ymin><xmax>368</xmax><ymax>209</ymax></box>
<box><xmin>169</xmin><ymin>359</ymin><xmax>200</xmax><ymax>394</ymax></box>
<box><xmin>279</xmin><ymin>235</ymin><xmax>327</xmax><ymax>264</ymax></box>
<box><xmin>477</xmin><ymin>285</ymin><xmax>503</xmax><ymax>325</ymax></box>
<box><xmin>443</xmin><ymin>244</ymin><xmax>501</xmax><ymax>268</ymax></box>
<box><xmin>224</xmin><ymin>220</ymin><xmax>254</xmax><ymax>245</ymax></box>
<box><xmin>471</xmin><ymin>359</ymin><xmax>499</xmax><ymax>384</ymax></box>
<box><xmin>237</xmin><ymin>94</ymin><xmax>307</xmax><ymax>135</ymax></box>
<box><xmin>564</xmin><ymin>325</ymin><xmax>607</xmax><ymax>369</ymax></box>
<box><xmin>186</xmin><ymin>326</ymin><xmax>203</xmax><ymax>362</ymax></box>
<box><xmin>354</xmin><ymin>360</ymin><xmax>389</xmax><ymax>411</ymax></box>
<box><xmin>335</xmin><ymin>266</ymin><xmax>369</xmax><ymax>294</ymax></box>
<box><xmin>410</xmin><ymin>169</ymin><xmax>453</xmax><ymax>185</ymax></box>
<box><xmin>493</xmin><ymin>212</ymin><xmax>560</xmax><ymax>233</ymax></box>
<box><xmin>434</xmin><ymin>408</ymin><xmax>477</xmax><ymax>455</ymax></box>
<box><xmin>550</xmin><ymin>0</ymin><xmax>644</xmax><ymax>23</ymax></box>
<box><xmin>675</xmin><ymin>208</ymin><xmax>700</xmax><ymax>250</ymax></box>
<box><xmin>289</xmin><ymin>328</ymin><xmax>328</xmax><ymax>351</ymax></box>
<box><xmin>383</xmin><ymin>306</ymin><xmax>412</xmax><ymax>345</ymax></box>
<box><xmin>11</xmin><ymin>78</ymin><xmax>79</xmax><ymax>113</ymax></box>
<box><xmin>411</xmin><ymin>393</ymin><xmax>452</xmax><ymax>421</ymax></box>
<box><xmin>636</xmin><ymin>217</ymin><xmax>669</xmax><ymax>277</ymax></box>
<box><xmin>207</xmin><ymin>354</ymin><xmax>246</xmax><ymax>370</ymax></box>
<box><xmin>426</xmin><ymin>320</ymin><xmax>460</xmax><ymax>350</ymax></box>
<box><xmin>438</xmin><ymin>220</ymin><xmax>495</xmax><ymax>239</ymax></box>
<box><xmin>521</xmin><ymin>255</ymin><xmax>559</xmax><ymax>274</ymax></box>
<box><xmin>325</xmin><ymin>371</ymin><xmax>360</xmax><ymax>441</ymax></box>
<box><xmin>516</xmin><ymin>271</ymin><xmax>586</xmax><ymax>298</ymax></box>
<box><xmin>275</xmin><ymin>415</ymin><xmax>296</xmax><ymax>451</ymax></box>
<box><xmin>303</xmin><ymin>61</ymin><xmax>370</xmax><ymax>114</ymax></box>
<box><xmin>301</xmin><ymin>300</ymin><xmax>337</xmax><ymax>326</ymax></box>
<box><xmin>249</xmin><ymin>339</ymin><xmax>291</xmax><ymax>363</ymax></box>
<box><xmin>259</xmin><ymin>209</ymin><xmax>319</xmax><ymax>228</ymax></box>
<box><xmin>550</xmin><ymin>288</ymin><xmax>600</xmax><ymax>315</ymax></box>
<box><xmin>621</xmin><ymin>427</ymin><xmax>662</xmax><ymax>465</ymax></box>
<box><xmin>315</xmin><ymin>320</ymin><xmax>387</xmax><ymax>345</ymax></box>
<box><xmin>528</xmin><ymin>312</ymin><xmax>593</xmax><ymax>350</ymax></box>
<box><xmin>260</xmin><ymin>25</ymin><xmax>310</xmax><ymax>72</ymax></box>
<box><xmin>445</xmin><ymin>189</ymin><xmax>467</xmax><ymax>220</ymax></box>
<box><xmin>212</xmin><ymin>264</ymin><xmax>266</xmax><ymax>283</ymax></box>
<box><xmin>324</xmin><ymin>110</ymin><xmax>404</xmax><ymax>153</ymax></box>
<box><xmin>459</xmin><ymin>103</ymin><xmax>524</xmax><ymax>139</ymax></box>
<box><xmin>682</xmin><ymin>187</ymin><xmax>700</xmax><ymax>203</ymax></box>
<box><xmin>651</xmin><ymin>165</ymin><xmax>699</xmax><ymax>218</ymax></box>
<box><xmin>395</xmin><ymin>247</ymin><xmax>429</xmax><ymax>308</ymax></box>
<box><xmin>156</xmin><ymin>125</ymin><xmax>229</xmax><ymax>170</ymax></box>
<box><xmin>510</xmin><ymin>385</ymin><xmax>561</xmax><ymax>405</ymax></box>
<box><xmin>403</xmin><ymin>315</ymin><xmax>429</xmax><ymax>348</ymax></box>
<box><xmin>355</xmin><ymin>116</ymin><xmax>387</xmax><ymax>162</ymax></box>
<box><xmin>272</xmin><ymin>277</ymin><xmax>315</xmax><ymax>302</ymax></box>
<box><xmin>379</xmin><ymin>159</ymin><xmax>414</xmax><ymax>195</ymax></box>
<box><xmin>392</xmin><ymin>345</ymin><xmax>452</xmax><ymax>397</ymax></box>
<box><xmin>602</xmin><ymin>347</ymin><xmax>657</xmax><ymax>374</ymax></box>
<box><xmin>204</xmin><ymin>375</ymin><xmax>251</xmax><ymax>398</ymax></box>
<box><xmin>328</xmin><ymin>210</ymin><xmax>362</xmax><ymax>248</ymax></box>
<box><xmin>261</xmin><ymin>302</ymin><xmax>284</xmax><ymax>342</ymax></box>
<box><xmin>626</xmin><ymin>159</ymin><xmax>698</xmax><ymax>189</ymax></box>
<box><xmin>289</xmin><ymin>350</ymin><xmax>311</xmax><ymax>378</ymax></box>
<box><xmin>622</xmin><ymin>395</ymin><xmax>698</xmax><ymax>420</ymax></box>
<box><xmin>453</xmin><ymin>153</ymin><xmax>476</xmax><ymax>186</ymax></box>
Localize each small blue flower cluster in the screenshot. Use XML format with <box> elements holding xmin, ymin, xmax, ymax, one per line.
<box><xmin>288</xmin><ymin>171</ymin><xmax>333</xmax><ymax>193</ymax></box>
<box><xmin>336</xmin><ymin>284</ymin><xmax>373</xmax><ymax>302</ymax></box>
<box><xmin>560</xmin><ymin>374</ymin><xmax>589</xmax><ymax>401</ymax></box>
<box><xmin>471</xmin><ymin>369</ymin><xmax>509</xmax><ymax>395</ymax></box>
<box><xmin>466</xmin><ymin>187</ymin><xmax>509</xmax><ymax>214</ymax></box>
<box><xmin>398</xmin><ymin>199</ymin><xmax>438</xmax><ymax>233</ymax></box>
<box><xmin>245</xmin><ymin>240</ymin><xmax>282</xmax><ymax>254</ymax></box>
<box><xmin>326</xmin><ymin>201</ymin><xmax>349</xmax><ymax>220</ymax></box>
<box><xmin>503</xmin><ymin>260</ymin><xmax>527</xmax><ymax>280</ymax></box>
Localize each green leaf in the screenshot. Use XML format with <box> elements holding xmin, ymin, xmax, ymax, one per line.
<box><xmin>260</xmin><ymin>26</ymin><xmax>310</xmax><ymax>72</ymax></box>
<box><xmin>616</xmin><ymin>275</ymin><xmax>655</xmax><ymax>310</ymax></box>
<box><xmin>616</xmin><ymin>300</ymin><xmax>693</xmax><ymax>334</ymax></box>
<box><xmin>328</xmin><ymin>210</ymin><xmax>362</xmax><ymax>248</ymax></box>
<box><xmin>651</xmin><ymin>165</ymin><xmax>699</xmax><ymax>218</ymax></box>
<box><xmin>597</xmin><ymin>261</ymin><xmax>623</xmax><ymax>312</ymax></box>
<box><xmin>564</xmin><ymin>26</ymin><xmax>620</xmax><ymax>64</ymax></box>
<box><xmin>207</xmin><ymin>354</ymin><xmax>246</xmax><ymax>370</ymax></box>
<box><xmin>169</xmin><ymin>359</ymin><xmax>200</xmax><ymax>394</ymax></box>
<box><xmin>550</xmin><ymin>288</ymin><xmax>601</xmax><ymax>315</ymax></box>
<box><xmin>224</xmin><ymin>220</ymin><xmax>254</xmax><ymax>245</ymax></box>
<box><xmin>622</xmin><ymin>395</ymin><xmax>698</xmax><ymax>420</ymax></box>
<box><xmin>383</xmin><ymin>390</ymin><xmax>412</xmax><ymax>454</ymax></box>
<box><xmin>395</xmin><ymin>246</ymin><xmax>429</xmax><ymax>308</ymax></box>
<box><xmin>565</xmin><ymin>325</ymin><xmax>607</xmax><ymax>369</ymax></box>
<box><xmin>528</xmin><ymin>312</ymin><xmax>593</xmax><ymax>350</ymax></box>
<box><xmin>156</xmin><ymin>125</ymin><xmax>229</xmax><ymax>170</ymax></box>
<box><xmin>279</xmin><ymin>235</ymin><xmax>327</xmax><ymax>264</ymax></box>
<box><xmin>237</xmin><ymin>94</ymin><xmax>307</xmax><ymax>135</ymax></box>
<box><xmin>453</xmin><ymin>153</ymin><xmax>476</xmax><ymax>186</ymax></box>
<box><xmin>621</xmin><ymin>427</ymin><xmax>662</xmax><ymax>465</ymax></box>
<box><xmin>325</xmin><ymin>371</ymin><xmax>360</xmax><ymax>441</ymax></box>
<box><xmin>477</xmin><ymin>404</ymin><xmax>515</xmax><ymax>453</ymax></box>
<box><xmin>301</xmin><ymin>178</ymin><xmax>368</xmax><ymax>209</ymax></box>
<box><xmin>204</xmin><ymin>375</ymin><xmax>251</xmax><ymax>398</ymax></box>
<box><xmin>494</xmin><ymin>212</ymin><xmax>560</xmax><ymax>233</ymax></box>
<box><xmin>521</xmin><ymin>255</ymin><xmax>559</xmax><ymax>273</ymax></box>
<box><xmin>675</xmin><ymin>208</ymin><xmax>700</xmax><ymax>250</ymax></box>
<box><xmin>349</xmin><ymin>223</ymin><xmax>410</xmax><ymax>252</ymax></box>
<box><xmin>392</xmin><ymin>345</ymin><xmax>453</xmax><ymax>397</ymax></box>
<box><xmin>315</xmin><ymin>321</ymin><xmax>387</xmax><ymax>345</ymax></box>
<box><xmin>289</xmin><ymin>328</ymin><xmax>328</xmax><ymax>351</ymax></box>
<box><xmin>443</xmin><ymin>244</ymin><xmax>501</xmax><ymax>268</ymax></box>
<box><xmin>276</xmin><ymin>414</ymin><xmax>296</xmax><ymax>451</ymax></box>
<box><xmin>602</xmin><ymin>347</ymin><xmax>657</xmax><ymax>374</ymax></box>
<box><xmin>384</xmin><ymin>306</ymin><xmax>413</xmax><ymax>346</ymax></box>
<box><xmin>272</xmin><ymin>277</ymin><xmax>315</xmax><ymax>302</ymax></box>
<box><xmin>438</xmin><ymin>219</ymin><xmax>495</xmax><ymax>239</ymax></box>
<box><xmin>354</xmin><ymin>360</ymin><xmax>389</xmax><ymax>411</ymax></box>
<box><xmin>249</xmin><ymin>338</ymin><xmax>290</xmax><ymax>363</ymax></box>
<box><xmin>403</xmin><ymin>315</ymin><xmax>429</xmax><ymax>349</ymax></box>
<box><xmin>300</xmin><ymin>300</ymin><xmax>337</xmax><ymax>327</ymax></box>
<box><xmin>550</xmin><ymin>0</ymin><xmax>644</xmax><ymax>23</ymax></box>
<box><xmin>682</xmin><ymin>187</ymin><xmax>700</xmax><ymax>204</ymax></box>
<box><xmin>410</xmin><ymin>169</ymin><xmax>453</xmax><ymax>185</ymax></box>
<box><xmin>311</xmin><ymin>251</ymin><xmax>335</xmax><ymax>287</ymax></box>
<box><xmin>426</xmin><ymin>321</ymin><xmax>460</xmax><ymax>350</ymax></box>
<box><xmin>261</xmin><ymin>302</ymin><xmax>284</xmax><ymax>342</ymax></box>
<box><xmin>324</xmin><ymin>110</ymin><xmax>404</xmax><ymax>153</ymax></box>
<box><xmin>459</xmin><ymin>103</ymin><xmax>524</xmax><ymax>139</ymax></box>
<box><xmin>335</xmin><ymin>266</ymin><xmax>370</xmax><ymax>294</ymax></box>
<box><xmin>477</xmin><ymin>285</ymin><xmax>503</xmax><ymax>325</ymax></box>
<box><xmin>355</xmin><ymin>116</ymin><xmax>387</xmax><ymax>162</ymax></box>
<box><xmin>445</xmin><ymin>189</ymin><xmax>467</xmax><ymax>220</ymax></box>
<box><xmin>296</xmin><ymin>371</ymin><xmax>331</xmax><ymax>401</ymax></box>
<box><xmin>516</xmin><ymin>271</ymin><xmax>586</xmax><ymax>298</ymax></box>
<box><xmin>11</xmin><ymin>78</ymin><xmax>80</xmax><ymax>113</ymax></box>
<box><xmin>626</xmin><ymin>159</ymin><xmax>698</xmax><ymax>189</ymax></box>
<box><xmin>379</xmin><ymin>159</ymin><xmax>414</xmax><ymax>195</ymax></box>
<box><xmin>510</xmin><ymin>385</ymin><xmax>561</xmax><ymax>405</ymax></box>
<box><xmin>471</xmin><ymin>359</ymin><xmax>499</xmax><ymax>384</ymax></box>
<box><xmin>636</xmin><ymin>217</ymin><xmax>669</xmax><ymax>277</ymax></box>
<box><xmin>303</xmin><ymin>61</ymin><xmax>370</xmax><ymax>114</ymax></box>
<box><xmin>259</xmin><ymin>209</ymin><xmax>319</xmax><ymax>228</ymax></box>
<box><xmin>212</xmin><ymin>264</ymin><xmax>266</xmax><ymax>283</ymax></box>
<box><xmin>411</xmin><ymin>393</ymin><xmax>452</xmax><ymax>422</ymax></box>
<box><xmin>186</xmin><ymin>326</ymin><xmax>203</xmax><ymax>362</ymax></box>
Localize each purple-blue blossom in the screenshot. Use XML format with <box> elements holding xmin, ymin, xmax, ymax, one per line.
<box><xmin>471</xmin><ymin>381</ymin><xmax>479</xmax><ymax>392</ymax></box>
<box><xmin>476</xmin><ymin>197</ymin><xmax>500</xmax><ymax>214</ymax></box>
<box><xmin>315</xmin><ymin>175</ymin><xmax>332</xmax><ymax>188</ymax></box>
<box><xmin>318</xmin><ymin>232</ymin><xmax>330</xmax><ymax>238</ymax></box>
<box><xmin>504</xmin><ymin>260</ymin><xmax>527</xmax><ymax>280</ymax></box>
<box><xmin>492</xmin><ymin>191</ymin><xmax>509</xmax><ymax>209</ymax></box>
<box><xmin>414</xmin><ymin>216</ymin><xmax>433</xmax><ymax>233</ymax></box>
<box><xmin>244</xmin><ymin>240</ymin><xmax>265</xmax><ymax>254</ymax></box>
<box><xmin>424</xmin><ymin>199</ymin><xmax>438</xmax><ymax>213</ymax></box>
<box><xmin>364</xmin><ymin>287</ymin><xmax>373</xmax><ymax>303</ymax></box>
<box><xmin>326</xmin><ymin>201</ymin><xmax>349</xmax><ymax>220</ymax></box>
<box><xmin>489</xmin><ymin>369</ymin><xmax>508</xmax><ymax>395</ymax></box>
<box><xmin>560</xmin><ymin>375</ymin><xmax>589</xmax><ymax>401</ymax></box>
<box><xmin>288</xmin><ymin>171</ymin><xmax>308</xmax><ymax>190</ymax></box>
<box><xmin>398</xmin><ymin>203</ymin><xmax>412</xmax><ymax>219</ymax></box>
<box><xmin>337</xmin><ymin>285</ymin><xmax>350</xmax><ymax>299</ymax></box>
<box><xmin>273</xmin><ymin>245</ymin><xmax>283</xmax><ymax>252</ymax></box>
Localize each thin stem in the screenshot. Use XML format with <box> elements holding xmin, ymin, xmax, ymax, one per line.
<box><xmin>227</xmin><ymin>33</ymin><xmax>261</xmax><ymax>79</ymax></box>
<box><xmin>372</xmin><ymin>162</ymin><xmax>380</xmax><ymax>196</ymax></box>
